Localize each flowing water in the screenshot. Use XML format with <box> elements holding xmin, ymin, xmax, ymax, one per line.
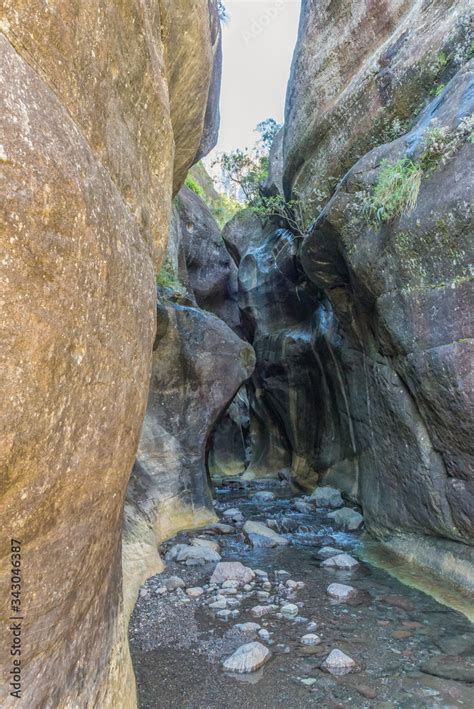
<box><xmin>130</xmin><ymin>480</ymin><xmax>474</xmax><ymax>708</ymax></box>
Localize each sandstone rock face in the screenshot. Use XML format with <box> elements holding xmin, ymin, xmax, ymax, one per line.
<box><xmin>0</xmin><ymin>2</ymin><xmax>222</xmax><ymax>706</ymax></box>
<box><xmin>172</xmin><ymin>185</ymin><xmax>240</xmax><ymax>331</ymax></box>
<box><xmin>124</xmin><ymin>299</ymin><xmax>255</xmax><ymax>610</ymax></box>
<box><xmin>284</xmin><ymin>0</ymin><xmax>473</xmax><ymax>217</ymax></box>
<box><xmin>208</xmin><ymin>386</ymin><xmax>250</xmax><ymax>477</ymax></box>
<box><xmin>301</xmin><ymin>64</ymin><xmax>474</xmax><ymax>566</ymax></box>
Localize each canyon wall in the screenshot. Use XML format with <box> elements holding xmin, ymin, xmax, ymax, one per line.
<box><xmin>0</xmin><ymin>2</ymin><xmax>222</xmax><ymax>706</ymax></box>
<box><xmin>231</xmin><ymin>1</ymin><xmax>473</xmax><ymax>587</ymax></box>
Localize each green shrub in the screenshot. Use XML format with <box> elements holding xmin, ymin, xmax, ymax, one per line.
<box><xmin>156</xmin><ymin>265</ymin><xmax>183</xmax><ymax>292</ymax></box>
<box><xmin>184</xmin><ymin>174</ymin><xmax>205</xmax><ymax>199</ymax></box>
<box><xmin>366</xmin><ymin>158</ymin><xmax>422</xmax><ymax>224</ymax></box>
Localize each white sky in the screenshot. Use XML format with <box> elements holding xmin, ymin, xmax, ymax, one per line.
<box><xmin>212</xmin><ymin>0</ymin><xmax>301</xmax><ymax>155</ymax></box>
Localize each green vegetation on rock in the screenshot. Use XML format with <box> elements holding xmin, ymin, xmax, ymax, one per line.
<box><xmin>366</xmin><ymin>158</ymin><xmax>422</xmax><ymax>224</ymax></box>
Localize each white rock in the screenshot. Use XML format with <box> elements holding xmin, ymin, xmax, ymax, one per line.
<box><xmin>252</xmin><ymin>491</ymin><xmax>275</xmax><ymax>502</ymax></box>
<box><xmin>155</xmin><ymin>586</ymin><xmax>167</xmax><ymax>596</ymax></box>
<box><xmin>243</xmin><ymin>520</ymin><xmax>289</xmax><ymax>548</ymax></box>
<box><xmin>322</xmin><ymin>553</ymin><xmax>359</xmax><ymax>570</ymax></box>
<box><xmin>216</xmin><ymin>609</ymin><xmax>231</xmax><ymax>620</ymax></box>
<box><xmin>322</xmin><ymin>649</ymin><xmax>358</xmax><ymax>675</ymax></box>
<box><xmin>222</xmin><ymin>642</ymin><xmax>271</xmax><ymax>674</ymax></box>
<box><xmin>251</xmin><ymin>604</ymin><xmax>277</xmax><ymax>618</ymax></box>
<box><xmin>257</xmin><ymin>591</ymin><xmax>270</xmax><ymax>600</ymax></box>
<box><xmin>234</xmin><ymin>622</ymin><xmax>261</xmax><ymax>635</ymax></box>
<box><xmin>306</xmin><ymin>621</ymin><xmax>318</xmax><ymax>632</ymax></box>
<box><xmin>300</xmin><ymin>677</ymin><xmax>317</xmax><ymax>686</ymax></box>
<box><xmin>293</xmin><ymin>499</ymin><xmax>313</xmax><ymax>513</ymax></box>
<box><xmin>280</xmin><ymin>603</ymin><xmax>298</xmax><ymax>616</ymax></box>
<box><xmin>210</xmin><ymin>562</ymin><xmax>255</xmax><ymax>585</ymax></box>
<box><xmin>175</xmin><ymin>544</ymin><xmax>221</xmax><ymax>564</ymax></box>
<box><xmin>223</xmin><ymin>508</ymin><xmax>244</xmax><ymax>523</ymax></box>
<box><xmin>311</xmin><ymin>486</ymin><xmax>343</xmax><ymax>508</ymax></box>
<box><xmin>186</xmin><ymin>587</ymin><xmax>204</xmax><ymax>598</ymax></box>
<box><xmin>258</xmin><ymin>629</ymin><xmax>271</xmax><ymax>641</ymax></box>
<box><xmin>227</xmin><ymin>598</ymin><xmax>240</xmax><ymax>608</ymax></box>
<box><xmin>262</xmin><ymin>581</ymin><xmax>272</xmax><ymax>590</ymax></box>
<box><xmin>301</xmin><ymin>633</ymin><xmax>321</xmax><ymax>646</ymax></box>
<box><xmin>327</xmin><ymin>507</ymin><xmax>363</xmax><ymax>531</ymax></box>
<box><xmin>286</xmin><ymin>580</ymin><xmax>298</xmax><ymax>589</ymax></box>
<box><xmin>222</xmin><ymin>579</ymin><xmax>239</xmax><ymax>589</ymax></box>
<box><xmin>192</xmin><ymin>537</ymin><xmax>220</xmax><ymax>553</ymax></box>
<box><xmin>317</xmin><ymin>546</ymin><xmax>344</xmax><ymax>559</ymax></box>
<box><xmin>254</xmin><ymin>569</ymin><xmax>268</xmax><ymax>578</ymax></box>
<box><xmin>209</xmin><ymin>598</ymin><xmax>227</xmax><ymax>609</ymax></box>
<box><xmin>326</xmin><ymin>583</ymin><xmax>357</xmax><ymax>601</ymax></box>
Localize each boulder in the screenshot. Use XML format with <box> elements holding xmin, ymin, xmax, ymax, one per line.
<box><xmin>222</xmin><ymin>642</ymin><xmax>271</xmax><ymax>674</ymax></box>
<box><xmin>321</xmin><ymin>554</ymin><xmax>360</xmax><ymax>570</ymax></box>
<box><xmin>327</xmin><ymin>508</ymin><xmax>364</xmax><ymax>531</ymax></box>
<box><xmin>243</xmin><ymin>521</ymin><xmax>289</xmax><ymax>548</ymax></box>
<box><xmin>311</xmin><ymin>486</ymin><xmax>344</xmax><ymax>509</ymax></box>
<box><xmin>210</xmin><ymin>562</ymin><xmax>255</xmax><ymax>585</ymax></box>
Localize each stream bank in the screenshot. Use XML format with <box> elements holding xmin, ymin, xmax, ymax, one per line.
<box><xmin>130</xmin><ymin>480</ymin><xmax>474</xmax><ymax>708</ymax></box>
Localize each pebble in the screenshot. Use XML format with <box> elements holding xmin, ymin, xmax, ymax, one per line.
<box><xmin>209</xmin><ymin>599</ymin><xmax>227</xmax><ymax>609</ymax></box>
<box><xmin>165</xmin><ymin>576</ymin><xmax>185</xmax><ymax>591</ymax></box>
<box><xmin>254</xmin><ymin>569</ymin><xmax>268</xmax><ymax>578</ymax></box>
<box><xmin>280</xmin><ymin>603</ymin><xmax>299</xmax><ymax>616</ymax></box>
<box><xmin>321</xmin><ymin>553</ymin><xmax>359</xmax><ymax>570</ymax></box>
<box><xmin>186</xmin><ymin>587</ymin><xmax>204</xmax><ymax>598</ymax></box>
<box><xmin>258</xmin><ymin>629</ymin><xmax>271</xmax><ymax>641</ymax></box>
<box><xmin>234</xmin><ymin>622</ymin><xmax>261</xmax><ymax>636</ymax></box>
<box><xmin>154</xmin><ymin>586</ymin><xmax>167</xmax><ymax>596</ymax></box>
<box><xmin>321</xmin><ymin>649</ymin><xmax>359</xmax><ymax>675</ymax></box>
<box><xmin>326</xmin><ymin>583</ymin><xmax>357</xmax><ymax>601</ymax></box>
<box><xmin>307</xmin><ymin>621</ymin><xmax>318</xmax><ymax>632</ymax></box>
<box><xmin>251</xmin><ymin>604</ymin><xmax>278</xmax><ymax>618</ymax></box>
<box><xmin>216</xmin><ymin>609</ymin><xmax>231</xmax><ymax>620</ymax></box>
<box><xmin>223</xmin><ymin>508</ymin><xmax>244</xmax><ymax>523</ymax></box>
<box><xmin>252</xmin><ymin>491</ymin><xmax>275</xmax><ymax>502</ymax></box>
<box><xmin>257</xmin><ymin>591</ymin><xmax>270</xmax><ymax>600</ymax></box>
<box><xmin>301</xmin><ymin>634</ymin><xmax>321</xmax><ymax>646</ymax></box>
<box><xmin>222</xmin><ymin>642</ymin><xmax>271</xmax><ymax>674</ymax></box>
<box><xmin>300</xmin><ymin>677</ymin><xmax>317</xmax><ymax>686</ymax></box>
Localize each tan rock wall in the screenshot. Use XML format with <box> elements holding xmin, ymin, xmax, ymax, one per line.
<box><xmin>0</xmin><ymin>1</ymin><xmax>220</xmax><ymax>706</ymax></box>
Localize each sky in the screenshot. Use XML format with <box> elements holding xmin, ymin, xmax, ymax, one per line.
<box><xmin>212</xmin><ymin>1</ymin><xmax>301</xmax><ymax>156</ymax></box>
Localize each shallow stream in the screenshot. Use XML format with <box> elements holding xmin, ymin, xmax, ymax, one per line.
<box><xmin>130</xmin><ymin>480</ymin><xmax>474</xmax><ymax>708</ymax></box>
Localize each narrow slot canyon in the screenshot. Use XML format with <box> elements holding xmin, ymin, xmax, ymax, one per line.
<box><xmin>1</xmin><ymin>1</ymin><xmax>473</xmax><ymax>708</ymax></box>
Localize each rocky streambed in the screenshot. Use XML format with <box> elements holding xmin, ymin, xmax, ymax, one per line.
<box><xmin>129</xmin><ymin>481</ymin><xmax>474</xmax><ymax>708</ymax></box>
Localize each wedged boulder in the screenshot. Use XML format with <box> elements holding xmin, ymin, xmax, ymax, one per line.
<box><xmin>301</xmin><ymin>63</ymin><xmax>474</xmax><ymax>574</ymax></box>
<box><xmin>222</xmin><ymin>209</ymin><xmax>265</xmax><ymax>267</ymax></box>
<box><xmin>284</xmin><ymin>0</ymin><xmax>473</xmax><ymax>217</ymax></box>
<box><xmin>124</xmin><ymin>301</ymin><xmax>255</xmax><ymax>609</ymax></box>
